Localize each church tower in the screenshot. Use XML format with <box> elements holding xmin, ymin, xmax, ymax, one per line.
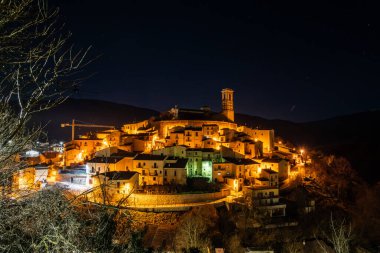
<box><xmin>221</xmin><ymin>88</ymin><xmax>234</xmax><ymax>122</ymax></box>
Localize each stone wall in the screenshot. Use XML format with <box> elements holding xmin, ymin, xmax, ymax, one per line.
<box><xmin>156</xmin><ymin>120</ymin><xmax>237</xmax><ymax>138</ymax></box>
<box><xmin>128</xmin><ymin>189</ymin><xmax>230</xmax><ymax>206</ymax></box>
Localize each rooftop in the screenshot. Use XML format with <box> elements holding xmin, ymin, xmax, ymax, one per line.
<box><xmin>187</xmin><ymin>148</ymin><xmax>216</xmax><ymax>152</ymax></box>
<box><xmin>262</xmin><ymin>157</ymin><xmax>285</xmax><ymax>163</ymax></box>
<box><xmin>111</xmin><ymin>150</ymin><xmax>136</xmax><ymax>157</ymax></box>
<box><xmin>262</xmin><ymin>168</ymin><xmax>278</xmax><ymax>174</ymax></box>
<box><xmin>164</xmin><ymin>158</ymin><xmax>188</xmax><ymax>169</ymax></box>
<box><xmin>256</xmin><ymin>177</ymin><xmax>269</xmax><ymax>181</ymax></box>
<box><xmin>88</xmin><ymin>156</ymin><xmax>125</xmax><ymax>164</ymax></box>
<box><xmin>134</xmin><ymin>154</ymin><xmax>167</xmax><ymax>161</ymax></box>
<box><xmin>223</xmin><ymin>157</ymin><xmax>260</xmax><ymax>165</ymax></box>
<box><xmin>98</xmin><ymin>171</ymin><xmax>138</xmax><ymax>180</ymax></box>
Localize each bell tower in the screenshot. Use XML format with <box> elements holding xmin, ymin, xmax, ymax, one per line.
<box><xmin>221</xmin><ymin>88</ymin><xmax>234</xmax><ymax>122</ymax></box>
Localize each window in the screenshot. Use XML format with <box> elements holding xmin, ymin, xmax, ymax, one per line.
<box><xmin>174</xmin><ymin>171</ymin><xmax>177</xmax><ymax>176</ymax></box>
<box><xmin>164</xmin><ymin>171</ymin><xmax>167</xmax><ymax>176</ymax></box>
<box><xmin>153</xmin><ymin>177</ymin><xmax>156</xmax><ymax>181</ymax></box>
<box><xmin>117</xmin><ymin>182</ymin><xmax>120</xmax><ymax>188</ymax></box>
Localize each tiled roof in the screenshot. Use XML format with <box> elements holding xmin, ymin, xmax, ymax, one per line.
<box><xmin>164</xmin><ymin>158</ymin><xmax>188</xmax><ymax>169</ymax></box>
<box><xmin>98</xmin><ymin>171</ymin><xmax>138</xmax><ymax>180</ymax></box>
<box><xmin>111</xmin><ymin>150</ymin><xmax>136</xmax><ymax>157</ymax></box>
<box><xmin>187</xmin><ymin>148</ymin><xmax>216</xmax><ymax>152</ymax></box>
<box><xmin>223</xmin><ymin>157</ymin><xmax>260</xmax><ymax>165</ymax></box>
<box><xmin>134</xmin><ymin>154</ymin><xmax>167</xmax><ymax>161</ymax></box>
<box><xmin>262</xmin><ymin>157</ymin><xmax>284</xmax><ymax>163</ymax></box>
<box><xmin>88</xmin><ymin>156</ymin><xmax>125</xmax><ymax>164</ymax></box>
<box><xmin>262</xmin><ymin>168</ymin><xmax>278</xmax><ymax>174</ymax></box>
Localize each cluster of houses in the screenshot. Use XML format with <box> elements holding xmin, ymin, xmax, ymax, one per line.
<box><xmin>16</xmin><ymin>89</ymin><xmax>302</xmax><ymax>216</ymax></box>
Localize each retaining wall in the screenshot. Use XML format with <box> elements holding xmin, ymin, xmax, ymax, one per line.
<box><xmin>128</xmin><ymin>189</ymin><xmax>230</xmax><ymax>206</ymax></box>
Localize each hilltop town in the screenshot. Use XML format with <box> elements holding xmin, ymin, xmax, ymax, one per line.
<box><xmin>16</xmin><ymin>89</ymin><xmax>308</xmax><ymax>215</ymax></box>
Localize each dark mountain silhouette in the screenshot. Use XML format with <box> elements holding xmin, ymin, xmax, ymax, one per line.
<box><xmin>235</xmin><ymin>111</ymin><xmax>380</xmax><ymax>183</ymax></box>
<box><xmin>31</xmin><ymin>99</ymin><xmax>380</xmax><ymax>183</ymax></box>
<box><xmin>30</xmin><ymin>98</ymin><xmax>159</xmax><ymax>142</ymax></box>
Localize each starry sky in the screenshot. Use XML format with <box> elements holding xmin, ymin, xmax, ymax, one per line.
<box><xmin>55</xmin><ymin>0</ymin><xmax>380</xmax><ymax>122</ymax></box>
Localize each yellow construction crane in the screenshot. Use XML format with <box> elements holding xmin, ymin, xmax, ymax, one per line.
<box><xmin>61</xmin><ymin>119</ymin><xmax>115</xmax><ymax>141</ymax></box>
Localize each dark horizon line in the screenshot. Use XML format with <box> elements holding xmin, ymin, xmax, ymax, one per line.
<box><xmin>67</xmin><ymin>96</ymin><xmax>379</xmax><ymax>124</ymax></box>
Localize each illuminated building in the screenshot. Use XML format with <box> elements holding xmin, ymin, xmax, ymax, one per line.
<box><xmin>92</xmin><ymin>171</ymin><xmax>139</xmax><ymax>203</ymax></box>
<box><xmin>259</xmin><ymin>157</ymin><xmax>290</xmax><ymax>179</ymax></box>
<box><xmin>244</xmin><ymin>186</ymin><xmax>286</xmax><ymax>217</ymax></box>
<box><xmin>121</xmin><ymin>120</ymin><xmax>149</xmax><ymax>134</ymax></box>
<box><xmin>130</xmin><ymin>154</ymin><xmax>189</xmax><ymax>185</ymax></box>
<box><xmin>164</xmin><ymin>157</ymin><xmax>188</xmax><ymax>185</ymax></box>
<box><xmin>132</xmin><ymin>154</ymin><xmax>167</xmax><ymax>185</ymax></box>
<box><xmin>87</xmin><ymin>151</ymin><xmax>136</xmax><ymax>175</ymax></box>
<box><xmin>152</xmin><ymin>145</ymin><xmax>187</xmax><ymax>158</ymax></box>
<box><xmin>64</xmin><ymin>137</ymin><xmax>103</xmax><ymax>166</ymax></box>
<box><xmin>221</xmin><ymin>88</ymin><xmax>235</xmax><ymax>122</ymax></box>
<box><xmin>186</xmin><ymin>148</ymin><xmax>222</xmax><ymax>179</ymax></box>
<box><xmin>213</xmin><ymin>157</ymin><xmax>260</xmax><ymax>189</ymax></box>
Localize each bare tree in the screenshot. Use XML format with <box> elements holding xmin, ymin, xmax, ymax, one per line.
<box><xmin>0</xmin><ymin>189</ymin><xmax>83</xmax><ymax>252</ymax></box>
<box><xmin>175</xmin><ymin>206</ymin><xmax>218</xmax><ymax>252</ymax></box>
<box><xmin>0</xmin><ymin>0</ymin><xmax>95</xmax><ymax>252</ymax></box>
<box><xmin>0</xmin><ymin>0</ymin><xmax>89</xmax><ymax>189</ymax></box>
<box><xmin>318</xmin><ymin>214</ymin><xmax>352</xmax><ymax>253</ymax></box>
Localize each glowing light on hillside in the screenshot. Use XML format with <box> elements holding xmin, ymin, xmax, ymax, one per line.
<box><xmin>76</xmin><ymin>151</ymin><xmax>84</xmax><ymax>162</ymax></box>
<box><xmin>124</xmin><ymin>183</ymin><xmax>131</xmax><ymax>194</ymax></box>
<box><xmin>233</xmin><ymin>179</ymin><xmax>239</xmax><ymax>191</ymax></box>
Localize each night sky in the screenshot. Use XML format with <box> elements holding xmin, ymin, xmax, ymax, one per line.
<box><xmin>56</xmin><ymin>0</ymin><xmax>380</xmax><ymax>122</ymax></box>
